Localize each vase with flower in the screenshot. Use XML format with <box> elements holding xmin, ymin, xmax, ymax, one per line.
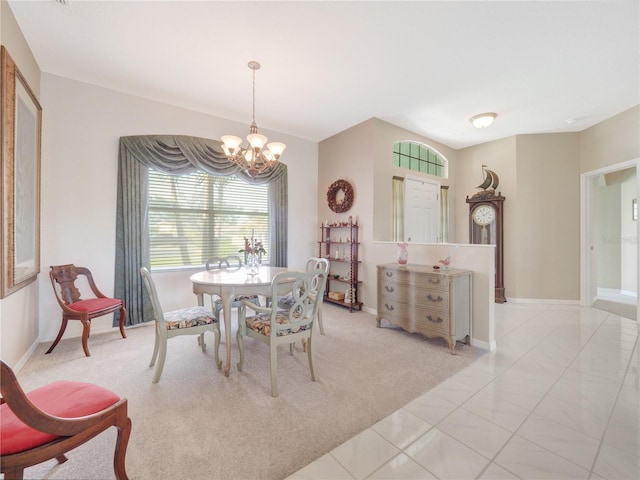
<box><xmin>397</xmin><ymin>242</ymin><xmax>408</xmax><ymax>265</ymax></box>
<box><xmin>240</xmin><ymin>230</ymin><xmax>266</xmax><ymax>275</ymax></box>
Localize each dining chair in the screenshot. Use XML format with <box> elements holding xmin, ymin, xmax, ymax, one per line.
<box><xmin>47</xmin><ymin>264</ymin><xmax>127</xmax><ymax>357</ymax></box>
<box><xmin>0</xmin><ymin>360</ymin><xmax>131</xmax><ymax>480</ymax></box>
<box><xmin>278</xmin><ymin>257</ymin><xmax>330</xmax><ymax>335</ymax></box>
<box><xmin>140</xmin><ymin>267</ymin><xmax>220</xmax><ymax>383</ymax></box>
<box><xmin>236</xmin><ymin>270</ymin><xmax>327</xmax><ymax>397</ymax></box>
<box><xmin>205</xmin><ymin>255</ymin><xmax>261</xmax><ymax>321</ymax></box>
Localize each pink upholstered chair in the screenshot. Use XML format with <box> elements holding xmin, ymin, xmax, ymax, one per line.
<box><xmin>47</xmin><ymin>264</ymin><xmax>127</xmax><ymax>357</ymax></box>
<box><xmin>0</xmin><ymin>360</ymin><xmax>131</xmax><ymax>480</ymax></box>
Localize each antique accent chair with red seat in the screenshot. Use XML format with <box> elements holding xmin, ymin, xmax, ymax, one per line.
<box><xmin>0</xmin><ymin>360</ymin><xmax>131</xmax><ymax>480</ymax></box>
<box><xmin>47</xmin><ymin>264</ymin><xmax>127</xmax><ymax>357</ymax></box>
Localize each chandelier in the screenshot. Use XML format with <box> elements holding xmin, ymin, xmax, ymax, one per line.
<box><xmin>221</xmin><ymin>61</ymin><xmax>286</xmax><ymax>177</ymax></box>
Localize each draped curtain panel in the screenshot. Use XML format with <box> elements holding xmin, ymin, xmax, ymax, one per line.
<box><xmin>392</xmin><ymin>176</ymin><xmax>404</xmax><ymax>242</ymax></box>
<box><xmin>115</xmin><ymin>135</ymin><xmax>288</xmax><ymax>326</ymax></box>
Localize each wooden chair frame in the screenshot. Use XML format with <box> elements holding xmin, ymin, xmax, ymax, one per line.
<box><xmin>47</xmin><ymin>264</ymin><xmax>127</xmax><ymax>357</ymax></box>
<box><xmin>0</xmin><ymin>361</ymin><xmax>131</xmax><ymax>480</ymax></box>
<box><xmin>237</xmin><ymin>270</ymin><xmax>326</xmax><ymax>397</ymax></box>
<box><xmin>140</xmin><ymin>267</ymin><xmax>221</xmax><ymax>383</ymax></box>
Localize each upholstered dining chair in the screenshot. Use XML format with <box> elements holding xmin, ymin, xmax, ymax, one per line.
<box><xmin>140</xmin><ymin>267</ymin><xmax>220</xmax><ymax>383</ymax></box>
<box><xmin>205</xmin><ymin>255</ymin><xmax>261</xmax><ymax>321</ymax></box>
<box><xmin>236</xmin><ymin>270</ymin><xmax>327</xmax><ymax>397</ymax></box>
<box><xmin>47</xmin><ymin>264</ymin><xmax>127</xmax><ymax>357</ymax></box>
<box><xmin>0</xmin><ymin>360</ymin><xmax>131</xmax><ymax>480</ymax></box>
<box><xmin>278</xmin><ymin>257</ymin><xmax>330</xmax><ymax>335</ymax></box>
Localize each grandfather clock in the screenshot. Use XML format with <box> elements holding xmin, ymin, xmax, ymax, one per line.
<box><xmin>466</xmin><ymin>168</ymin><xmax>506</xmax><ymax>303</ymax></box>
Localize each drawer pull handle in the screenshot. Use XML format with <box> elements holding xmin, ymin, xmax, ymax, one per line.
<box><xmin>426</xmin><ymin>315</ymin><xmax>443</xmax><ymax>324</ymax></box>
<box><xmin>426</xmin><ymin>294</ymin><xmax>443</xmax><ymax>303</ymax></box>
<box><xmin>385</xmin><ymin>271</ymin><xmax>393</xmax><ymax>277</ymax></box>
<box><xmin>428</xmin><ymin>278</ymin><xmax>441</xmax><ymax>285</ymax></box>
<box><xmin>385</xmin><ymin>303</ymin><xmax>395</xmax><ymax>311</ymax></box>
<box><xmin>384</xmin><ymin>286</ymin><xmax>395</xmax><ymax>293</ymax></box>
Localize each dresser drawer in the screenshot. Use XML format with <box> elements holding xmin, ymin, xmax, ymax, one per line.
<box><xmin>377</xmin><ymin>295</ymin><xmax>413</xmax><ymax>330</ymax></box>
<box><xmin>378</xmin><ymin>296</ymin><xmax>450</xmax><ymax>336</ymax></box>
<box><xmin>379</xmin><ymin>279</ymin><xmax>449</xmax><ymax>312</ymax></box>
<box><xmin>413</xmin><ymin>307</ymin><xmax>451</xmax><ymax>337</ymax></box>
<box><xmin>378</xmin><ymin>267</ymin><xmax>448</xmax><ymax>292</ymax></box>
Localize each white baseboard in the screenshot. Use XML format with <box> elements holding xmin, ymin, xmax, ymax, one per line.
<box><xmin>505</xmin><ymin>297</ymin><xmax>580</xmax><ymax>305</ymax></box>
<box><xmin>471</xmin><ymin>338</ymin><xmax>495</xmax><ymax>352</ymax></box>
<box><xmin>13</xmin><ymin>338</ymin><xmax>41</xmax><ymax>374</ymax></box>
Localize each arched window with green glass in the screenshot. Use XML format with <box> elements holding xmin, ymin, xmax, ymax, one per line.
<box><xmin>393</xmin><ymin>141</ymin><xmax>447</xmax><ymax>178</ymax></box>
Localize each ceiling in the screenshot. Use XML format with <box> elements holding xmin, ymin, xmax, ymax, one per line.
<box><xmin>7</xmin><ymin>1</ymin><xmax>640</xmax><ymax>149</ymax></box>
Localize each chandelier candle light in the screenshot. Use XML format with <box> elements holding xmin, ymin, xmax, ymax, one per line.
<box><xmin>221</xmin><ymin>61</ymin><xmax>286</xmax><ymax>177</ymax></box>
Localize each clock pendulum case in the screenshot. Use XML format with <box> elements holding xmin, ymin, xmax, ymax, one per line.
<box><xmin>466</xmin><ymin>167</ymin><xmax>506</xmax><ymax>303</ymax></box>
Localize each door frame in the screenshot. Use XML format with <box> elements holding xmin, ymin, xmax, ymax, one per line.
<box><xmin>580</xmin><ymin>158</ymin><xmax>640</xmax><ymax>320</ymax></box>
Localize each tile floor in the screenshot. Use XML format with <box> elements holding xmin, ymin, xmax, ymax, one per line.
<box><xmin>287</xmin><ymin>303</ymin><xmax>639</xmax><ymax>479</ymax></box>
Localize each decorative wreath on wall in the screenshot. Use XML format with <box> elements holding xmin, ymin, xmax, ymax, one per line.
<box><xmin>327</xmin><ymin>179</ymin><xmax>354</xmax><ymax>213</ymax></box>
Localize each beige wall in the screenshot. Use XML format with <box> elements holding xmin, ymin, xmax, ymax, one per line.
<box><xmin>0</xmin><ymin>0</ymin><xmax>41</xmax><ymax>369</ymax></box>
<box><xmin>513</xmin><ymin>133</ymin><xmax>581</xmax><ymax>300</ymax></box>
<box><xmin>580</xmin><ymin>106</ymin><xmax>640</xmax><ymax>173</ymax></box>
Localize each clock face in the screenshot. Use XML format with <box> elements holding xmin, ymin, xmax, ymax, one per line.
<box><xmin>473</xmin><ymin>205</ymin><xmax>496</xmax><ymax>226</ymax></box>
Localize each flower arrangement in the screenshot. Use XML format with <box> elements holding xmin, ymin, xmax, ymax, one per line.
<box><xmin>239</xmin><ymin>229</ymin><xmax>266</xmax><ymax>256</ymax></box>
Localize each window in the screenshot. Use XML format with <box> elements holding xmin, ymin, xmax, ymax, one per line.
<box><xmin>393</xmin><ymin>141</ymin><xmax>446</xmax><ymax>178</ymax></box>
<box><xmin>148</xmin><ymin>169</ymin><xmax>269</xmax><ymax>268</ymax></box>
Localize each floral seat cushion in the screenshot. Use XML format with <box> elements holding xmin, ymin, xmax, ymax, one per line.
<box><xmin>245</xmin><ymin>311</ymin><xmax>309</xmax><ymax>337</ymax></box>
<box><xmin>163</xmin><ymin>306</ymin><xmax>217</xmax><ymax>330</ymax></box>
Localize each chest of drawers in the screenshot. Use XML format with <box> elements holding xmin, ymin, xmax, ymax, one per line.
<box><xmin>376</xmin><ymin>264</ymin><xmax>472</xmax><ymax>354</ymax></box>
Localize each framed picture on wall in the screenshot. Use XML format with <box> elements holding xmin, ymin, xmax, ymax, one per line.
<box><xmin>1</xmin><ymin>46</ymin><xmax>42</xmax><ymax>298</ymax></box>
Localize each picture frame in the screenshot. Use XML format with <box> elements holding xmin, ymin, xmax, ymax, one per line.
<box><xmin>633</xmin><ymin>199</ymin><xmax>637</xmax><ymax>221</ymax></box>
<box><xmin>1</xmin><ymin>46</ymin><xmax>42</xmax><ymax>298</ymax></box>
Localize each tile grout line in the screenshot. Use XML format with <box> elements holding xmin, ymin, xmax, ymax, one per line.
<box><xmin>587</xmin><ymin>323</ymin><xmax>640</xmax><ymax>476</ymax></box>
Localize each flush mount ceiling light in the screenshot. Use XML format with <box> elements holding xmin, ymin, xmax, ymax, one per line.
<box><xmin>221</xmin><ymin>61</ymin><xmax>286</xmax><ymax>177</ymax></box>
<box><xmin>470</xmin><ymin>112</ymin><xmax>497</xmax><ymax>129</ymax></box>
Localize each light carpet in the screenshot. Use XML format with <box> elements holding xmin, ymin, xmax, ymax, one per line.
<box><xmin>17</xmin><ymin>303</ymin><xmax>480</xmax><ymax>480</ymax></box>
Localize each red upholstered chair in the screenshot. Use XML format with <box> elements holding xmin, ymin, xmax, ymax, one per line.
<box><xmin>0</xmin><ymin>360</ymin><xmax>131</xmax><ymax>480</ymax></box>
<box><xmin>47</xmin><ymin>264</ymin><xmax>127</xmax><ymax>357</ymax></box>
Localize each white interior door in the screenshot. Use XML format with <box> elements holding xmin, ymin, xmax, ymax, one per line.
<box><xmin>404</xmin><ymin>176</ymin><xmax>440</xmax><ymax>243</ymax></box>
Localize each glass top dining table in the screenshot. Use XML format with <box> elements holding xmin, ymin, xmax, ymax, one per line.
<box><xmin>190</xmin><ymin>266</ymin><xmax>290</xmax><ymax>376</ymax></box>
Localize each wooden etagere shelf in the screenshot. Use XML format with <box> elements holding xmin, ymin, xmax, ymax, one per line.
<box><xmin>318</xmin><ymin>220</ymin><xmax>362</xmax><ymax>312</ymax></box>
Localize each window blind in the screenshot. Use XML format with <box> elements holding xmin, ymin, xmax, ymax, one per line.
<box><xmin>148</xmin><ymin>169</ymin><xmax>269</xmax><ymax>268</ymax></box>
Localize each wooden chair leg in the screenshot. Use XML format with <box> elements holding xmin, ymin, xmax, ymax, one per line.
<box><xmin>152</xmin><ymin>340</ymin><xmax>168</xmax><ymax>383</ymax></box>
<box><xmin>45</xmin><ymin>318</ymin><xmax>69</xmax><ymax>354</ymax></box>
<box><xmin>270</xmin><ymin>345</ymin><xmax>279</xmax><ymax>397</ymax></box>
<box><xmin>56</xmin><ymin>455</ymin><xmax>69</xmax><ymax>464</ymax></box>
<box><xmin>317</xmin><ymin>308</ymin><xmax>325</xmax><ymax>335</ymax></box>
<box><xmin>118</xmin><ymin>306</ymin><xmax>127</xmax><ymax>339</ymax></box>
<box><xmin>113</xmin><ymin>414</ymin><xmax>131</xmax><ymax>480</ymax></box>
<box><xmin>307</xmin><ymin>336</ymin><xmax>316</xmax><ymax>382</ymax></box>
<box><xmin>81</xmin><ymin>319</ymin><xmax>92</xmax><ymax>357</ymax></box>
<box><xmin>2</xmin><ymin>467</ymin><xmax>24</xmax><ymax>480</ymax></box>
